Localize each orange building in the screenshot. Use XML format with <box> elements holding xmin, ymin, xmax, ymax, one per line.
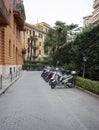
<box><xmin>0</xmin><ymin>0</ymin><xmax>26</xmax><ymax>77</ymax></box>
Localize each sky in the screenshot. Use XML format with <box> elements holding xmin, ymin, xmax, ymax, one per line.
<box><xmin>24</xmin><ymin>0</ymin><xmax>94</xmax><ymax>27</ymax></box>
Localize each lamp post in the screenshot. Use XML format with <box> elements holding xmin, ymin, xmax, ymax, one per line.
<box><xmin>56</xmin><ymin>26</ymin><xmax>62</xmax><ymax>66</ymax></box>
<box><xmin>83</xmin><ymin>56</ymin><xmax>87</xmax><ymax>78</ymax></box>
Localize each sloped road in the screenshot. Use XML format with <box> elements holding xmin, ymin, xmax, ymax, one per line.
<box><xmin>0</xmin><ymin>71</ymin><xmax>99</xmax><ymax>130</ymax></box>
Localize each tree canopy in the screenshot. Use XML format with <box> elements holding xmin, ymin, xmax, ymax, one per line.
<box><xmin>44</xmin><ymin>21</ymin><xmax>99</xmax><ymax>80</ymax></box>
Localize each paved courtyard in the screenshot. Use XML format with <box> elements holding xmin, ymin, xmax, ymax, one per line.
<box><xmin>0</xmin><ymin>71</ymin><xmax>99</xmax><ymax>130</ymax></box>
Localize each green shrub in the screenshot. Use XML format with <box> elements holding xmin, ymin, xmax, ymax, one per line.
<box><xmin>76</xmin><ymin>77</ymin><xmax>99</xmax><ymax>94</ymax></box>
<box><xmin>22</xmin><ymin>63</ymin><xmax>43</xmax><ymax>71</ymax></box>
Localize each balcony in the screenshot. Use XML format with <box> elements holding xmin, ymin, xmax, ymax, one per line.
<box><xmin>22</xmin><ymin>47</ymin><xmax>26</xmax><ymax>54</ymax></box>
<box><xmin>92</xmin><ymin>13</ymin><xmax>99</xmax><ymax>23</ymax></box>
<box><xmin>93</xmin><ymin>0</ymin><xmax>99</xmax><ymax>8</ymax></box>
<box><xmin>93</xmin><ymin>6</ymin><xmax>99</xmax><ymax>15</ymax></box>
<box><xmin>32</xmin><ymin>45</ymin><xmax>39</xmax><ymax>49</ymax></box>
<box><xmin>13</xmin><ymin>2</ymin><xmax>26</xmax><ymax>31</ymax></box>
<box><xmin>32</xmin><ymin>54</ymin><xmax>38</xmax><ymax>58</ymax></box>
<box><xmin>0</xmin><ymin>0</ymin><xmax>10</xmax><ymax>26</ymax></box>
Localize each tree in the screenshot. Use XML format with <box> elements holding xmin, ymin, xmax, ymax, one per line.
<box><xmin>73</xmin><ymin>24</ymin><xmax>99</xmax><ymax>80</ymax></box>
<box><xmin>45</xmin><ymin>21</ymin><xmax>67</xmax><ymax>65</ymax></box>
<box><xmin>67</xmin><ymin>23</ymin><xmax>78</xmax><ymax>30</ymax></box>
<box><xmin>27</xmin><ymin>35</ymin><xmax>37</xmax><ymax>62</ymax></box>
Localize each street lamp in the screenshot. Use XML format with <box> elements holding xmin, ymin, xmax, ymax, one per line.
<box><xmin>56</xmin><ymin>26</ymin><xmax>62</xmax><ymax>66</ymax></box>
<box><xmin>83</xmin><ymin>56</ymin><xmax>87</xmax><ymax>78</ymax></box>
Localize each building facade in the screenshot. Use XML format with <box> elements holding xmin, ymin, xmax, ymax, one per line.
<box><xmin>0</xmin><ymin>0</ymin><xmax>26</xmax><ymax>77</ymax></box>
<box><xmin>83</xmin><ymin>15</ymin><xmax>93</xmax><ymax>27</ymax></box>
<box><xmin>24</xmin><ymin>22</ymin><xmax>50</xmax><ymax>61</ymax></box>
<box><xmin>92</xmin><ymin>0</ymin><xmax>99</xmax><ymax>23</ymax></box>
<box><xmin>83</xmin><ymin>0</ymin><xmax>99</xmax><ymax>27</ymax></box>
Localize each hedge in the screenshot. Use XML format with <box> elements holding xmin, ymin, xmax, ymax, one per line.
<box><xmin>22</xmin><ymin>63</ymin><xmax>44</xmax><ymax>71</ymax></box>
<box><xmin>76</xmin><ymin>77</ymin><xmax>99</xmax><ymax>95</ymax></box>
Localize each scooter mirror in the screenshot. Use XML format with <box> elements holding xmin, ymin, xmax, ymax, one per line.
<box><xmin>71</xmin><ymin>71</ymin><xmax>76</xmax><ymax>75</ymax></box>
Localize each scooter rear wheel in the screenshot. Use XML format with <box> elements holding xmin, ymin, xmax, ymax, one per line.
<box><xmin>68</xmin><ymin>84</ymin><xmax>75</xmax><ymax>88</ymax></box>
<box><xmin>51</xmin><ymin>83</ymin><xmax>56</xmax><ymax>89</ymax></box>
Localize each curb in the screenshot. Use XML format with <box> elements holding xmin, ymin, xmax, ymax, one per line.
<box><xmin>76</xmin><ymin>86</ymin><xmax>99</xmax><ymax>99</ymax></box>
<box><xmin>0</xmin><ymin>74</ymin><xmax>22</xmax><ymax>96</ymax></box>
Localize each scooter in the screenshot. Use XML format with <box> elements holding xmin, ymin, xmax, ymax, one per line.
<box><xmin>41</xmin><ymin>66</ymin><xmax>52</xmax><ymax>78</ymax></box>
<box><xmin>50</xmin><ymin>71</ymin><xmax>76</xmax><ymax>89</ymax></box>
<box><xmin>45</xmin><ymin>71</ymin><xmax>54</xmax><ymax>82</ymax></box>
<box><xmin>49</xmin><ymin>71</ymin><xmax>62</xmax><ymax>85</ymax></box>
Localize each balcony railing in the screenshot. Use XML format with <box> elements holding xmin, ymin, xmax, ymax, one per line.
<box><xmin>93</xmin><ymin>6</ymin><xmax>99</xmax><ymax>15</ymax></box>
<box><xmin>13</xmin><ymin>2</ymin><xmax>26</xmax><ymax>30</ymax></box>
<box><xmin>93</xmin><ymin>0</ymin><xmax>99</xmax><ymax>8</ymax></box>
<box><xmin>92</xmin><ymin>13</ymin><xmax>99</xmax><ymax>23</ymax></box>
<box><xmin>32</xmin><ymin>45</ymin><xmax>39</xmax><ymax>49</ymax></box>
<box><xmin>32</xmin><ymin>54</ymin><xmax>38</xmax><ymax>58</ymax></box>
<box><xmin>0</xmin><ymin>0</ymin><xmax>10</xmax><ymax>26</ymax></box>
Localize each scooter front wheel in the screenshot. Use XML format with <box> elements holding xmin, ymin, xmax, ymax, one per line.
<box><xmin>51</xmin><ymin>83</ymin><xmax>56</xmax><ymax>89</ymax></box>
<box><xmin>45</xmin><ymin>77</ymin><xmax>49</xmax><ymax>82</ymax></box>
<box><xmin>68</xmin><ymin>83</ymin><xmax>75</xmax><ymax>88</ymax></box>
<box><xmin>49</xmin><ymin>80</ymin><xmax>53</xmax><ymax>85</ymax></box>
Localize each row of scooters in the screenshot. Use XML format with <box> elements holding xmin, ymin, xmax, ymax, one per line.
<box><xmin>41</xmin><ymin>66</ymin><xmax>77</xmax><ymax>89</ymax></box>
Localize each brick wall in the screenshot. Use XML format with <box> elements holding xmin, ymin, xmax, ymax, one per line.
<box><xmin>0</xmin><ymin>28</ymin><xmax>4</xmax><ymax>65</ymax></box>
<box><xmin>0</xmin><ymin>0</ymin><xmax>24</xmax><ymax>76</ymax></box>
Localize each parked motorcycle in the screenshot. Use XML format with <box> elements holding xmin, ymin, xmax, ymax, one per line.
<box><xmin>44</xmin><ymin>71</ymin><xmax>54</xmax><ymax>82</ymax></box>
<box><xmin>49</xmin><ymin>70</ymin><xmax>63</xmax><ymax>84</ymax></box>
<box><xmin>50</xmin><ymin>71</ymin><xmax>76</xmax><ymax>89</ymax></box>
<box><xmin>41</xmin><ymin>66</ymin><xmax>52</xmax><ymax>78</ymax></box>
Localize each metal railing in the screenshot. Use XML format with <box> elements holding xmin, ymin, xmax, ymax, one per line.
<box><xmin>93</xmin><ymin>0</ymin><xmax>99</xmax><ymax>8</ymax></box>
<box><xmin>13</xmin><ymin>2</ymin><xmax>25</xmax><ymax>22</ymax></box>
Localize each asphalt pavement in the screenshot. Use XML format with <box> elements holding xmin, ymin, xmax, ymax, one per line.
<box><xmin>0</xmin><ymin>71</ymin><xmax>99</xmax><ymax>130</ymax></box>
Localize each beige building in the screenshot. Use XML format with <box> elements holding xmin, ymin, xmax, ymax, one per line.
<box><xmin>24</xmin><ymin>22</ymin><xmax>50</xmax><ymax>61</ymax></box>
<box><xmin>92</xmin><ymin>0</ymin><xmax>99</xmax><ymax>23</ymax></box>
<box><xmin>0</xmin><ymin>0</ymin><xmax>26</xmax><ymax>77</ymax></box>
<box><xmin>83</xmin><ymin>15</ymin><xmax>93</xmax><ymax>27</ymax></box>
<box><xmin>83</xmin><ymin>0</ymin><xmax>99</xmax><ymax>27</ymax></box>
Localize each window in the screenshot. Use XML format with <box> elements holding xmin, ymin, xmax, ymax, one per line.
<box><xmin>39</xmin><ymin>33</ymin><xmax>42</xmax><ymax>38</ymax></box>
<box><xmin>39</xmin><ymin>42</ymin><xmax>41</xmax><ymax>46</ymax></box>
<box><xmin>34</xmin><ymin>49</ymin><xmax>36</xmax><ymax>55</ymax></box>
<box><xmin>45</xmin><ymin>28</ymin><xmax>48</xmax><ymax>32</ymax></box>
<box><xmin>33</xmin><ymin>31</ymin><xmax>35</xmax><ymax>36</ymax></box>
<box><xmin>34</xmin><ymin>41</ymin><xmax>36</xmax><ymax>46</ymax></box>
<box><xmin>9</xmin><ymin>40</ymin><xmax>11</xmax><ymax>57</ymax></box>
<box><xmin>39</xmin><ymin>50</ymin><xmax>41</xmax><ymax>55</ymax></box>
<box><xmin>41</xmin><ymin>34</ymin><xmax>42</xmax><ymax>38</ymax></box>
<box><xmin>35</xmin><ymin>31</ymin><xmax>39</xmax><ymax>37</ymax></box>
<box><xmin>27</xmin><ymin>29</ymin><xmax>31</xmax><ymax>35</ymax></box>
